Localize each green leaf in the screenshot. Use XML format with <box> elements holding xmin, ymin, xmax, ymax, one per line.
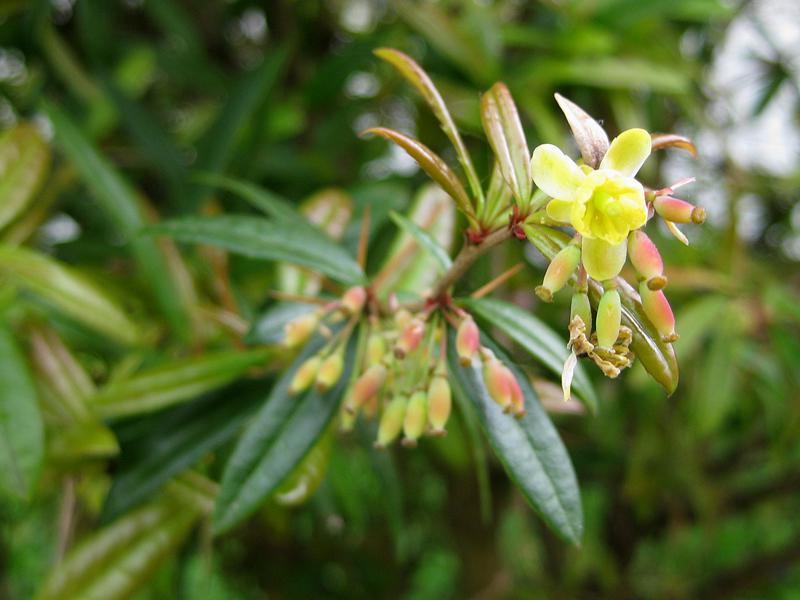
<box><xmin>480</xmin><ymin>83</ymin><xmax>531</xmax><ymax>204</ymax></box>
<box><xmin>42</xmin><ymin>100</ymin><xmax>190</xmax><ymax>340</ymax></box>
<box><xmin>362</xmin><ymin>127</ymin><xmax>477</xmax><ymax>225</ymax></box>
<box><xmin>36</xmin><ymin>498</ymin><xmax>198</xmax><ymax>600</ymax></box>
<box><xmin>184</xmin><ymin>46</ymin><xmax>289</xmax><ymax>211</ymax></box>
<box><xmin>447</xmin><ymin>329</ymin><xmax>583</xmax><ymax>544</ymax></box>
<box><xmin>0</xmin><ymin>323</ymin><xmax>43</xmax><ymax>500</ymax></box>
<box><xmin>0</xmin><ymin>124</ymin><xmax>51</xmax><ymax>230</ymax></box>
<box><xmin>375</xmin><ymin>184</ymin><xmax>456</xmax><ymax>296</ymax></box>
<box><xmin>146</xmin><ymin>215</ymin><xmax>365</xmax><ymax>286</ymax></box>
<box><xmin>375</xmin><ymin>48</ymin><xmax>484</xmax><ymax>206</ymax></box>
<box><xmin>213</xmin><ymin>331</ymin><xmax>356</xmax><ymax>534</ymax></box>
<box><xmin>102</xmin><ymin>382</ymin><xmax>262</xmax><ymax>522</ymax></box>
<box><xmin>192</xmin><ymin>172</ymin><xmax>301</xmax><ymax>224</ymax></box>
<box><xmin>91</xmin><ymin>347</ymin><xmax>273</xmax><ymax>419</ymax></box>
<box><xmin>389</xmin><ymin>210</ymin><xmax>452</xmax><ymax>273</ymax></box>
<box><xmin>461</xmin><ymin>297</ymin><xmax>598</xmax><ymax>413</ymax></box>
<box><xmin>0</xmin><ymin>245</ymin><xmax>141</xmax><ymax>346</ymax></box>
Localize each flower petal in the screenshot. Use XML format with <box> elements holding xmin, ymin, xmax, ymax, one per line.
<box><xmin>545</xmin><ymin>198</ymin><xmax>573</xmax><ymax>222</ymax></box>
<box><xmin>600</xmin><ymin>128</ymin><xmax>651</xmax><ymax>177</ymax></box>
<box><xmin>530</xmin><ymin>144</ymin><xmax>585</xmax><ymax>200</ymax></box>
<box><xmin>581</xmin><ymin>237</ymin><xmax>627</xmax><ymax>281</ymax></box>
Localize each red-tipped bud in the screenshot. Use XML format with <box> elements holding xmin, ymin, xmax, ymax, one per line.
<box><xmin>456</xmin><ymin>316</ymin><xmax>480</xmax><ymax>366</ymax></box>
<box><xmin>347</xmin><ymin>364</ymin><xmax>387</xmax><ymax>411</ymax></box>
<box><xmin>596</xmin><ymin>288</ymin><xmax>621</xmax><ymax>349</ymax></box>
<box><xmin>402</xmin><ymin>390</ymin><xmax>428</xmax><ymax>447</ymax></box>
<box><xmin>570</xmin><ymin>292</ymin><xmax>593</xmax><ymax>333</ymax></box>
<box><xmin>394</xmin><ymin>318</ymin><xmax>425</xmax><ymax>358</ymax></box>
<box><xmin>375</xmin><ymin>395</ymin><xmax>407</xmax><ymax>448</ymax></box>
<box><xmin>315</xmin><ymin>351</ymin><xmax>344</xmax><ymax>391</ymax></box>
<box><xmin>653</xmin><ymin>196</ymin><xmax>706</xmax><ymax>225</ymax></box>
<box><xmin>483</xmin><ymin>357</ymin><xmax>513</xmax><ymax>412</ymax></box>
<box><xmin>341</xmin><ymin>286</ymin><xmax>367</xmax><ymax>314</ymax></box>
<box><xmin>639</xmin><ymin>282</ymin><xmax>678</xmax><ymax>343</ymax></box>
<box><xmin>628</xmin><ymin>230</ymin><xmax>666</xmax><ymax>290</ymax></box>
<box><xmin>289</xmin><ymin>355</ymin><xmax>321</xmax><ymax>395</ymax></box>
<box><xmin>536</xmin><ymin>244</ymin><xmax>581</xmax><ymax>302</ymax></box>
<box><xmin>365</xmin><ymin>332</ymin><xmax>386</xmax><ymax>367</ymax></box>
<box><xmin>427</xmin><ymin>372</ymin><xmax>451</xmax><ymax>435</ymax></box>
<box><xmin>508</xmin><ymin>373</ymin><xmax>526</xmax><ymax>418</ymax></box>
<box><xmin>283</xmin><ymin>312</ymin><xmax>318</xmax><ymax>348</ymax></box>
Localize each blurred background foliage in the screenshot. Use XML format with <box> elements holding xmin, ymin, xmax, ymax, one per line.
<box><xmin>1</xmin><ymin>0</ymin><xmax>799</xmax><ymax>598</ymax></box>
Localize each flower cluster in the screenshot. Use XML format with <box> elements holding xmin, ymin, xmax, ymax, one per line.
<box><xmin>282</xmin><ymin>287</ymin><xmax>529</xmax><ymax>448</ymax></box>
<box><xmin>527</xmin><ymin>97</ymin><xmax>704</xmax><ymax>395</ymax></box>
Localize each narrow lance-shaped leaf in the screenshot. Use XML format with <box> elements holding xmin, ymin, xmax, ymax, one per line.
<box><xmin>193</xmin><ymin>172</ymin><xmax>302</xmax><ymax>224</ymax></box>
<box><xmin>0</xmin><ymin>245</ymin><xmax>141</xmax><ymax>346</ymax></box>
<box><xmin>447</xmin><ymin>329</ymin><xmax>583</xmax><ymax>544</ymax></box>
<box><xmin>0</xmin><ymin>124</ymin><xmax>51</xmax><ymax>230</ymax></box>
<box><xmin>481</xmin><ymin>83</ymin><xmax>531</xmax><ymax>205</ymax></box>
<box><xmin>0</xmin><ymin>323</ymin><xmax>44</xmax><ymax>500</ymax></box>
<box><xmin>214</xmin><ymin>331</ymin><xmax>356</xmax><ymax>534</ymax></box>
<box><xmin>41</xmin><ymin>100</ymin><xmax>190</xmax><ymax>340</ymax></box>
<box><xmin>361</xmin><ymin>127</ymin><xmax>477</xmax><ymax>226</ymax></box>
<box><xmin>91</xmin><ymin>347</ymin><xmax>274</xmax><ymax>419</ymax></box>
<box><xmin>36</xmin><ymin>498</ymin><xmax>198</xmax><ymax>600</ymax></box>
<box><xmin>146</xmin><ymin>215</ymin><xmax>365</xmax><ymax>286</ymax></box>
<box><xmin>554</xmin><ymin>93</ymin><xmax>609</xmax><ymax>168</ymax></box>
<box><xmin>389</xmin><ymin>210</ymin><xmax>452</xmax><ymax>273</ymax></box>
<box><xmin>461</xmin><ymin>297</ymin><xmax>598</xmax><ymax>413</ymax></box>
<box><xmin>374</xmin><ymin>48</ymin><xmax>484</xmax><ymax>206</ymax></box>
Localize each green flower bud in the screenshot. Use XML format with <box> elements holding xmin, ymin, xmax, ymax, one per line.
<box><xmin>289</xmin><ymin>355</ymin><xmax>321</xmax><ymax>395</ymax></box>
<box><xmin>315</xmin><ymin>350</ymin><xmax>344</xmax><ymax>391</ymax></box>
<box><xmin>596</xmin><ymin>288</ymin><xmax>621</xmax><ymax>349</ymax></box>
<box><xmin>341</xmin><ymin>286</ymin><xmax>367</xmax><ymax>314</ymax></box>
<box><xmin>402</xmin><ymin>390</ymin><xmax>428</xmax><ymax>447</ymax></box>
<box><xmin>571</xmin><ymin>291</ymin><xmax>593</xmax><ymax>333</ymax></box>
<box><xmin>427</xmin><ymin>372</ymin><xmax>451</xmax><ymax>435</ymax></box>
<box><xmin>456</xmin><ymin>316</ymin><xmax>480</xmax><ymax>366</ymax></box>
<box><xmin>394</xmin><ymin>318</ymin><xmax>425</xmax><ymax>359</ymax></box>
<box><xmin>283</xmin><ymin>312</ymin><xmax>319</xmax><ymax>348</ymax></box>
<box><xmin>346</xmin><ymin>364</ymin><xmax>387</xmax><ymax>412</ymax></box>
<box><xmin>536</xmin><ymin>243</ymin><xmax>581</xmax><ymax>302</ymax></box>
<box><xmin>365</xmin><ymin>331</ymin><xmax>386</xmax><ymax>367</ymax></box>
<box><xmin>375</xmin><ymin>395</ymin><xmax>407</xmax><ymax>449</ymax></box>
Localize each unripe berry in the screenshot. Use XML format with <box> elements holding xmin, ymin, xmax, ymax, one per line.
<box><xmin>536</xmin><ymin>244</ymin><xmax>581</xmax><ymax>302</ymax></box>
<box><xmin>341</xmin><ymin>286</ymin><xmax>367</xmax><ymax>314</ymax></box>
<box><xmin>653</xmin><ymin>196</ymin><xmax>706</xmax><ymax>224</ymax></box>
<box><xmin>394</xmin><ymin>318</ymin><xmax>425</xmax><ymax>359</ymax></box>
<box><xmin>283</xmin><ymin>312</ymin><xmax>318</xmax><ymax>348</ymax></box>
<box><xmin>427</xmin><ymin>373</ymin><xmax>452</xmax><ymax>435</ymax></box>
<box><xmin>639</xmin><ymin>282</ymin><xmax>678</xmax><ymax>343</ymax></box>
<box><xmin>456</xmin><ymin>316</ymin><xmax>480</xmax><ymax>366</ymax></box>
<box><xmin>483</xmin><ymin>357</ymin><xmax>513</xmax><ymax>412</ymax></box>
<box><xmin>289</xmin><ymin>355</ymin><xmax>321</xmax><ymax>395</ymax></box>
<box><xmin>402</xmin><ymin>390</ymin><xmax>428</xmax><ymax>447</ymax></box>
<box><xmin>365</xmin><ymin>332</ymin><xmax>386</xmax><ymax>367</ymax></box>
<box><xmin>315</xmin><ymin>351</ymin><xmax>344</xmax><ymax>391</ymax></box>
<box><xmin>596</xmin><ymin>288</ymin><xmax>621</xmax><ymax>349</ymax></box>
<box><xmin>375</xmin><ymin>395</ymin><xmax>407</xmax><ymax>448</ymax></box>
<box><xmin>571</xmin><ymin>291</ymin><xmax>592</xmax><ymax>333</ymax></box>
<box><xmin>582</xmin><ymin>237</ymin><xmax>627</xmax><ymax>281</ymax></box>
<box><xmin>628</xmin><ymin>230</ymin><xmax>666</xmax><ymax>290</ymax></box>
<box><xmin>347</xmin><ymin>364</ymin><xmax>387</xmax><ymax>412</ymax></box>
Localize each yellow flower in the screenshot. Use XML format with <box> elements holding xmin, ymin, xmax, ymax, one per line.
<box><xmin>531</xmin><ymin>128</ymin><xmax>651</xmax><ymax>247</ymax></box>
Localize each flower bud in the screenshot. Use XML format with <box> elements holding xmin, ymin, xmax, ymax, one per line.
<box><xmin>347</xmin><ymin>364</ymin><xmax>387</xmax><ymax>412</ymax></box>
<box><xmin>483</xmin><ymin>357</ymin><xmax>513</xmax><ymax>412</ymax></box>
<box><xmin>653</xmin><ymin>196</ymin><xmax>706</xmax><ymax>224</ymax></box>
<box><xmin>283</xmin><ymin>312</ymin><xmax>318</xmax><ymax>348</ymax></box>
<box><xmin>402</xmin><ymin>390</ymin><xmax>428</xmax><ymax>447</ymax></box>
<box><xmin>375</xmin><ymin>395</ymin><xmax>407</xmax><ymax>448</ymax></box>
<box><xmin>289</xmin><ymin>355</ymin><xmax>321</xmax><ymax>395</ymax></box>
<box><xmin>628</xmin><ymin>230</ymin><xmax>666</xmax><ymax>290</ymax></box>
<box><xmin>582</xmin><ymin>237</ymin><xmax>627</xmax><ymax>281</ymax></box>
<box><xmin>536</xmin><ymin>244</ymin><xmax>581</xmax><ymax>302</ymax></box>
<box><xmin>427</xmin><ymin>373</ymin><xmax>451</xmax><ymax>435</ymax></box>
<box><xmin>315</xmin><ymin>351</ymin><xmax>344</xmax><ymax>391</ymax></box>
<box><xmin>339</xmin><ymin>401</ymin><xmax>357</xmax><ymax>432</ymax></box>
<box><xmin>508</xmin><ymin>374</ymin><xmax>526</xmax><ymax>418</ymax></box>
<box><xmin>394</xmin><ymin>318</ymin><xmax>425</xmax><ymax>359</ymax></box>
<box><xmin>596</xmin><ymin>288</ymin><xmax>621</xmax><ymax>349</ymax></box>
<box><xmin>365</xmin><ymin>331</ymin><xmax>386</xmax><ymax>367</ymax></box>
<box><xmin>456</xmin><ymin>316</ymin><xmax>480</xmax><ymax>366</ymax></box>
<box><xmin>341</xmin><ymin>286</ymin><xmax>367</xmax><ymax>314</ymax></box>
<box><xmin>570</xmin><ymin>291</ymin><xmax>593</xmax><ymax>333</ymax></box>
<box><xmin>639</xmin><ymin>282</ymin><xmax>678</xmax><ymax>343</ymax></box>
